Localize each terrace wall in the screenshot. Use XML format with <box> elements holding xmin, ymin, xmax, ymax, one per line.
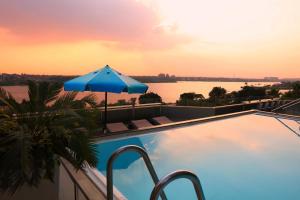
<box><xmin>214</xmin><ymin>102</ymin><xmax>259</xmax><ymax>115</ymax></box>
<box><xmin>99</xmin><ymin>102</ymin><xmax>261</xmax><ymax>123</ymax></box>
<box><xmin>100</xmin><ymin>104</ymin><xmax>215</xmax><ymax>123</ymax></box>
<box><xmin>161</xmin><ymin>105</ymin><xmax>214</xmax><ymax>121</ymax></box>
<box><xmin>101</xmin><ymin>105</ymin><xmax>162</xmax><ymax>123</ymax></box>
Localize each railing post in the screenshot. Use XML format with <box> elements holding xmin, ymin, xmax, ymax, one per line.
<box><xmin>74</xmin><ymin>183</ymin><xmax>78</xmax><ymax>200</ymax></box>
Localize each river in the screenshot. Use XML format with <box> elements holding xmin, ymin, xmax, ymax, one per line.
<box><xmin>1</xmin><ymin>81</ymin><xmax>277</xmax><ymax>104</ymax></box>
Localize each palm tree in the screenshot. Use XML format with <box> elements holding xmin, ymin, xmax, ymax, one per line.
<box><xmin>0</xmin><ymin>81</ymin><xmax>98</xmax><ymax>194</ymax></box>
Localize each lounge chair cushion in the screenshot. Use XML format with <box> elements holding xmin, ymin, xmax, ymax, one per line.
<box><xmin>131</xmin><ymin>119</ymin><xmax>153</xmax><ymax>129</ymax></box>
<box><xmin>152</xmin><ymin>116</ymin><xmax>173</xmax><ymax>125</ymax></box>
<box><xmin>107</xmin><ymin>122</ymin><xmax>128</xmax><ymax>132</ymax></box>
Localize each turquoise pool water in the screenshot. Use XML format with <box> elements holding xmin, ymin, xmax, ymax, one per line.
<box><xmin>95</xmin><ymin>114</ymin><xmax>300</xmax><ymax>200</ymax></box>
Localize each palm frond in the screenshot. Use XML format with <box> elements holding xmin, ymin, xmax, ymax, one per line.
<box><xmin>53</xmin><ymin>128</ymin><xmax>97</xmax><ymax>169</ymax></box>
<box><xmin>0</xmin><ymin>87</ymin><xmax>10</xmax><ymax>99</ymax></box>
<box><xmin>45</xmin><ymin>82</ymin><xmax>62</xmax><ymax>105</ymax></box>
<box><xmin>27</xmin><ymin>80</ymin><xmax>38</xmax><ymax>106</ymax></box>
<box><xmin>80</xmin><ymin>94</ymin><xmax>98</xmax><ymax>108</ymax></box>
<box><xmin>51</xmin><ymin>92</ymin><xmax>78</xmax><ymax>110</ymax></box>
<box><xmin>27</xmin><ymin>81</ymin><xmax>63</xmax><ymax>112</ymax></box>
<box><xmin>0</xmin><ymin>125</ymin><xmax>33</xmax><ymax>194</ymax></box>
<box><xmin>0</xmin><ymin>87</ymin><xmax>24</xmax><ymax>114</ymax></box>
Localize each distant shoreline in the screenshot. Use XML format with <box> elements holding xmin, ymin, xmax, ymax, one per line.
<box><xmin>0</xmin><ymin>80</ymin><xmax>280</xmax><ymax>86</ymax></box>
<box><xmin>0</xmin><ymin>73</ymin><xmax>300</xmax><ymax>86</ymax></box>
<box><xmin>0</xmin><ymin>73</ymin><xmax>286</xmax><ymax>86</ymax></box>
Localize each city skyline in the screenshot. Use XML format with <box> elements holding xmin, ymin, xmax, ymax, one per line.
<box><xmin>0</xmin><ymin>0</ymin><xmax>300</xmax><ymax>78</ymax></box>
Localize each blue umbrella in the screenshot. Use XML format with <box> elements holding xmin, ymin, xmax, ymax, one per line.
<box><xmin>64</xmin><ymin>65</ymin><xmax>148</xmax><ymax>130</ymax></box>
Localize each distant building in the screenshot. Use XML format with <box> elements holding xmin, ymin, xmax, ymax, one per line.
<box><xmin>158</xmin><ymin>73</ymin><xmax>166</xmax><ymax>78</ymax></box>
<box><xmin>264</xmin><ymin>77</ymin><xmax>279</xmax><ymax>81</ymax></box>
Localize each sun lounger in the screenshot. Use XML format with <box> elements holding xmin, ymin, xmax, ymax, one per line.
<box><xmin>152</xmin><ymin>116</ymin><xmax>173</xmax><ymax>125</ymax></box>
<box><xmin>107</xmin><ymin>122</ymin><xmax>129</xmax><ymax>132</ymax></box>
<box><xmin>131</xmin><ymin>119</ymin><xmax>153</xmax><ymax>129</ymax></box>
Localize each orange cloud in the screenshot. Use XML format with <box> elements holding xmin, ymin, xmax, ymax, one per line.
<box><xmin>0</xmin><ymin>0</ymin><xmax>155</xmax><ymax>39</ymax></box>
<box><xmin>0</xmin><ymin>0</ymin><xmax>189</xmax><ymax>50</ymax></box>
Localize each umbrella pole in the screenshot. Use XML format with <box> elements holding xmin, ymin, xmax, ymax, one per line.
<box><xmin>104</xmin><ymin>92</ymin><xmax>108</xmax><ymax>132</ymax></box>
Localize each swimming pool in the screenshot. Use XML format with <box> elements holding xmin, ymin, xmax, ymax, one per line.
<box><xmin>94</xmin><ymin>112</ymin><xmax>300</xmax><ymax>200</ymax></box>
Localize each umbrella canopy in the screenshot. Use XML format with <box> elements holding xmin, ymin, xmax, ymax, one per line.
<box><xmin>64</xmin><ymin>65</ymin><xmax>148</xmax><ymax>132</ymax></box>
<box><xmin>64</xmin><ymin>65</ymin><xmax>148</xmax><ymax>93</ymax></box>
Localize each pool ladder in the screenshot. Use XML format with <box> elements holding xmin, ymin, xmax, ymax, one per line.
<box><xmin>106</xmin><ymin>145</ymin><xmax>206</xmax><ymax>200</ymax></box>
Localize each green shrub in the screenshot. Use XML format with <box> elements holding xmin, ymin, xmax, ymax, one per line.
<box><xmin>177</xmin><ymin>92</ymin><xmax>205</xmax><ymax>106</ymax></box>
<box><xmin>139</xmin><ymin>92</ymin><xmax>162</xmax><ymax>104</ymax></box>
<box><xmin>281</xmin><ymin>82</ymin><xmax>300</xmax><ymax>99</ymax></box>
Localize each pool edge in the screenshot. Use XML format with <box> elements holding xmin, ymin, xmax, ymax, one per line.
<box><xmin>93</xmin><ymin>109</ymin><xmax>258</xmax><ymax>143</ymax></box>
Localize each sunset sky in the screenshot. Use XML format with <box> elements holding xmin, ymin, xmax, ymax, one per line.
<box><xmin>0</xmin><ymin>0</ymin><xmax>299</xmax><ymax>78</ymax></box>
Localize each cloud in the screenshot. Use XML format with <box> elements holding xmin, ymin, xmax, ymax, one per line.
<box><xmin>0</xmin><ymin>0</ymin><xmax>189</xmax><ymax>49</ymax></box>
<box><xmin>0</xmin><ymin>0</ymin><xmax>157</xmax><ymax>40</ymax></box>
<box><xmin>106</xmin><ymin>22</ymin><xmax>192</xmax><ymax>50</ymax></box>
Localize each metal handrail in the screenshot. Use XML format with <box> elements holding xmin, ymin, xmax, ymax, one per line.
<box><xmin>106</xmin><ymin>145</ymin><xmax>167</xmax><ymax>200</ymax></box>
<box><xmin>272</xmin><ymin>98</ymin><xmax>300</xmax><ymax>112</ymax></box>
<box><xmin>150</xmin><ymin>170</ymin><xmax>206</xmax><ymax>200</ymax></box>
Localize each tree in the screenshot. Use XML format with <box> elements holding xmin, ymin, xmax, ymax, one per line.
<box><xmin>177</xmin><ymin>92</ymin><xmax>204</xmax><ymax>106</ymax></box>
<box><xmin>139</xmin><ymin>92</ymin><xmax>162</xmax><ymax>104</ymax></box>
<box><xmin>0</xmin><ymin>81</ymin><xmax>98</xmax><ymax>194</ymax></box>
<box><xmin>107</xmin><ymin>99</ymin><xmax>131</xmax><ymax>106</ymax></box>
<box><xmin>226</xmin><ymin>91</ymin><xmax>242</xmax><ymax>103</ymax></box>
<box><xmin>235</xmin><ymin>86</ymin><xmax>266</xmax><ymax>101</ymax></box>
<box><xmin>282</xmin><ymin>82</ymin><xmax>300</xmax><ymax>99</ymax></box>
<box><xmin>179</xmin><ymin>92</ymin><xmax>204</xmax><ymax>101</ymax></box>
<box><xmin>209</xmin><ymin>87</ymin><xmax>227</xmax><ymax>101</ymax></box>
<box><xmin>267</xmin><ymin>88</ymin><xmax>280</xmax><ymax>99</ymax></box>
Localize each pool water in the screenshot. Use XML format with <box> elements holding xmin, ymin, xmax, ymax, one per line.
<box><xmin>95</xmin><ymin>114</ymin><xmax>300</xmax><ymax>200</ymax></box>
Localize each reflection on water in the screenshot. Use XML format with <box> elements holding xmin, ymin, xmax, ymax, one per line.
<box><xmin>2</xmin><ymin>81</ymin><xmax>276</xmax><ymax>103</ymax></box>
<box><xmin>275</xmin><ymin>118</ymin><xmax>300</xmax><ymax>137</ymax></box>
<box><xmin>95</xmin><ymin>114</ymin><xmax>300</xmax><ymax>200</ymax></box>
<box><xmin>96</xmin><ymin>137</ymin><xmax>144</xmax><ymax>171</ymax></box>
